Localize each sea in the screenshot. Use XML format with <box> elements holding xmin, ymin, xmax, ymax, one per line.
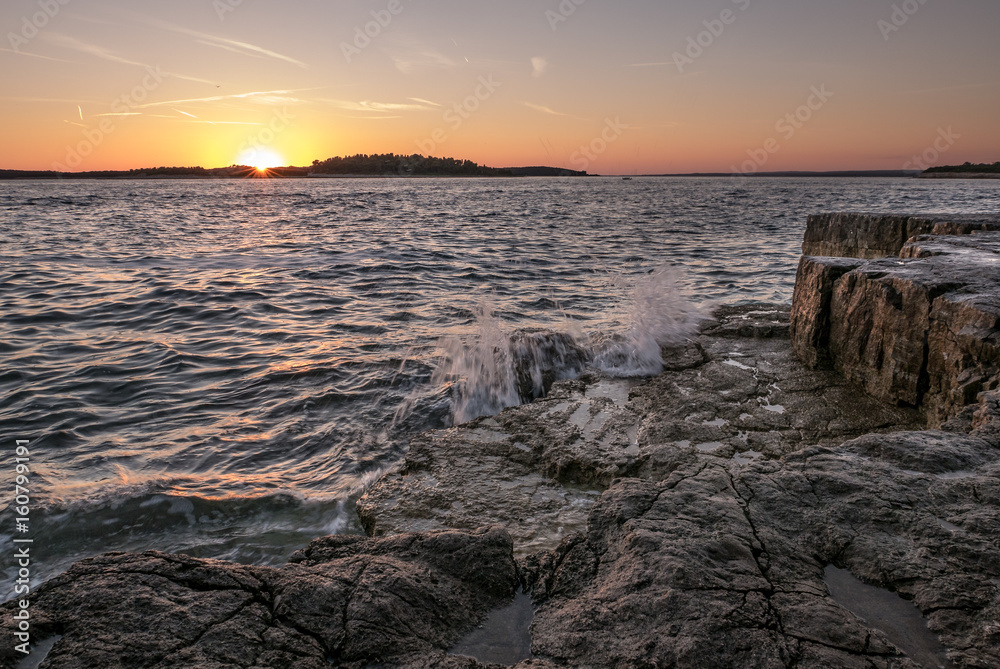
<box><xmin>2</xmin><ymin>176</ymin><xmax>999</xmax><ymax>595</ymax></box>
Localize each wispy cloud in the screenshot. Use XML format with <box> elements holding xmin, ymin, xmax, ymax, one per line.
<box><xmin>42</xmin><ymin>32</ymin><xmax>147</xmax><ymax>67</ymax></box>
<box><xmin>320</xmin><ymin>99</ymin><xmax>437</xmax><ymax>113</ymax></box>
<box><xmin>523</xmin><ymin>102</ymin><xmax>567</xmax><ymax>116</ymax></box>
<box><xmin>531</xmin><ymin>57</ymin><xmax>548</xmax><ymax>78</ymax></box>
<box><xmin>409</xmin><ymin>97</ymin><xmax>441</xmax><ymax>107</ymax></box>
<box><xmin>391</xmin><ymin>50</ymin><xmax>456</xmax><ymax>74</ymax></box>
<box><xmin>38</xmin><ymin>32</ymin><xmax>216</xmax><ymax>85</ymax></box>
<box><xmin>140</xmin><ymin>18</ymin><xmax>307</xmax><ymax>69</ymax></box>
<box><xmin>134</xmin><ymin>89</ymin><xmax>306</xmax><ymax>109</ymax></box>
<box><xmin>196</xmin><ymin>36</ymin><xmax>307</xmax><ymax>69</ymax></box>
<box><xmin>181</xmin><ymin>120</ymin><xmax>261</xmax><ymax>125</ymax></box>
<box><xmin>0</xmin><ymin>47</ymin><xmax>73</xmax><ymax>63</ymax></box>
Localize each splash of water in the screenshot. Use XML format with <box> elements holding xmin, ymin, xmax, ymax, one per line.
<box><xmin>398</xmin><ymin>266</ymin><xmax>705</xmax><ymax>426</ymax></box>
<box><xmin>425</xmin><ymin>306</ymin><xmax>590</xmax><ymax>425</ymax></box>
<box><xmin>591</xmin><ymin>266</ymin><xmax>707</xmax><ymax>377</ymax></box>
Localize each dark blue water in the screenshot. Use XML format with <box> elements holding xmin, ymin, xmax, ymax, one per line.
<box><xmin>2</xmin><ymin>176</ymin><xmax>998</xmax><ymax>593</ymax></box>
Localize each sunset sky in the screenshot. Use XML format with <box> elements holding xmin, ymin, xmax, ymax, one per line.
<box><xmin>2</xmin><ymin>0</ymin><xmax>999</xmax><ymax>174</ymax></box>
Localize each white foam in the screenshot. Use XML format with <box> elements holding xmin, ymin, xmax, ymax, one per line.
<box><xmin>591</xmin><ymin>266</ymin><xmax>707</xmax><ymax>377</ymax></box>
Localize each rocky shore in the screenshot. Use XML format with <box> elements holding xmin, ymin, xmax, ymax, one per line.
<box><xmin>4</xmin><ymin>213</ymin><xmax>999</xmax><ymax>668</ymax></box>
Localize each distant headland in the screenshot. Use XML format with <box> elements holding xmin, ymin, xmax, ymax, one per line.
<box><xmin>0</xmin><ymin>153</ymin><xmax>589</xmax><ymax>180</ymax></box>
<box><xmin>917</xmin><ymin>162</ymin><xmax>1000</xmax><ymax>179</ymax></box>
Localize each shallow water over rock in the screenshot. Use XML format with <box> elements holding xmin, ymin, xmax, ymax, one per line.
<box><xmin>824</xmin><ymin>566</ymin><xmax>955</xmax><ymax>669</ymax></box>
<box><xmin>450</xmin><ymin>591</ymin><xmax>534</xmax><ymax>665</ymax></box>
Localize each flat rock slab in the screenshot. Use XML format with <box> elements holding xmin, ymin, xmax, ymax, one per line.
<box><xmin>359</xmin><ymin>306</ymin><xmax>921</xmax><ymax>555</ymax></box>
<box><xmin>0</xmin><ymin>528</ymin><xmax>523</xmax><ymax>669</ymax></box>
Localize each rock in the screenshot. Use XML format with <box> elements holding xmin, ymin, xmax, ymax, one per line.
<box><xmin>802</xmin><ymin>213</ymin><xmax>1000</xmax><ymax>259</ymax></box>
<box><xmin>0</xmin><ymin>528</ymin><xmax>519</xmax><ymax>669</ymax></box>
<box><xmin>792</xmin><ymin>231</ymin><xmax>1000</xmax><ymax>424</ymax></box>
<box><xmin>509</xmin><ymin>331</ymin><xmax>590</xmax><ymax>403</ymax></box>
<box><xmin>701</xmin><ymin>303</ymin><xmax>792</xmax><ymax>339</ymax></box>
<box><xmin>972</xmin><ymin>389</ymin><xmax>1000</xmax><ymax>446</ymax></box>
<box><xmin>790</xmin><ymin>256</ymin><xmax>865</xmax><ymax>368</ymax></box>
<box><xmin>523</xmin><ymin>428</ymin><xmax>1000</xmax><ymax>668</ymax></box>
<box><xmin>359</xmin><ymin>307</ymin><xmax>920</xmax><ymax>556</ymax></box>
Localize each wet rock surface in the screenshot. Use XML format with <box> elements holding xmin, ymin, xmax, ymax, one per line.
<box><xmin>0</xmin><ymin>528</ymin><xmax>524</xmax><ymax>669</ymax></box>
<box><xmin>521</xmin><ymin>428</ymin><xmax>1000</xmax><ymax>668</ymax></box>
<box><xmin>359</xmin><ymin>305</ymin><xmax>921</xmax><ymax>555</ymax></box>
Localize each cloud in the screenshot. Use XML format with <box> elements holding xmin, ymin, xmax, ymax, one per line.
<box><xmin>41</xmin><ymin>32</ymin><xmax>147</xmax><ymax>67</ymax></box>
<box><xmin>409</xmin><ymin>97</ymin><xmax>441</xmax><ymax>107</ymax></box>
<box><xmin>137</xmin><ymin>17</ymin><xmax>307</xmax><ymax>69</ymax></box>
<box><xmin>38</xmin><ymin>32</ymin><xmax>216</xmax><ymax>85</ymax></box>
<box><xmin>134</xmin><ymin>89</ymin><xmax>306</xmax><ymax>109</ymax></box>
<box><xmin>391</xmin><ymin>50</ymin><xmax>456</xmax><ymax>74</ymax></box>
<box><xmin>322</xmin><ymin>99</ymin><xmax>437</xmax><ymax>113</ymax></box>
<box><xmin>523</xmin><ymin>102</ymin><xmax>567</xmax><ymax>116</ymax></box>
<box><xmin>531</xmin><ymin>57</ymin><xmax>548</xmax><ymax>78</ymax></box>
<box><xmin>0</xmin><ymin>47</ymin><xmax>73</xmax><ymax>63</ymax></box>
<box><xmin>194</xmin><ymin>35</ymin><xmax>307</xmax><ymax>69</ymax></box>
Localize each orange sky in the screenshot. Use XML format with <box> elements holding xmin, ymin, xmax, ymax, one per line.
<box><xmin>2</xmin><ymin>0</ymin><xmax>999</xmax><ymax>174</ymax></box>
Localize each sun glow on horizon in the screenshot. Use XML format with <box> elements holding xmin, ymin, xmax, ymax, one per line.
<box><xmin>238</xmin><ymin>148</ymin><xmax>285</xmax><ymax>171</ymax></box>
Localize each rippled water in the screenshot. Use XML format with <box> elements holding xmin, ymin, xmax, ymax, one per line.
<box><xmin>2</xmin><ymin>176</ymin><xmax>998</xmax><ymax>592</ymax></box>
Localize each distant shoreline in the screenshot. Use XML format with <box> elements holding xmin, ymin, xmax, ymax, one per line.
<box><xmin>916</xmin><ymin>172</ymin><xmax>1000</xmax><ymax>180</ymax></box>
<box><xmin>0</xmin><ymin>172</ymin><xmax>930</xmax><ymax>181</ymax></box>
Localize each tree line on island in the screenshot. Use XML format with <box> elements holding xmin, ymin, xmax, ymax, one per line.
<box><xmin>0</xmin><ymin>154</ymin><xmax>588</xmax><ymax>179</ymax></box>
<box><xmin>923</xmin><ymin>162</ymin><xmax>1000</xmax><ymax>175</ymax></box>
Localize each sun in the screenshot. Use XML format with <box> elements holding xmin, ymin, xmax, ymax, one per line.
<box><xmin>237</xmin><ymin>148</ymin><xmax>285</xmax><ymax>172</ymax></box>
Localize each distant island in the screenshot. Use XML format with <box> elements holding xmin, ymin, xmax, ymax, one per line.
<box><xmin>0</xmin><ymin>153</ymin><xmax>589</xmax><ymax>180</ymax></box>
<box><xmin>919</xmin><ymin>162</ymin><xmax>1000</xmax><ymax>179</ymax></box>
